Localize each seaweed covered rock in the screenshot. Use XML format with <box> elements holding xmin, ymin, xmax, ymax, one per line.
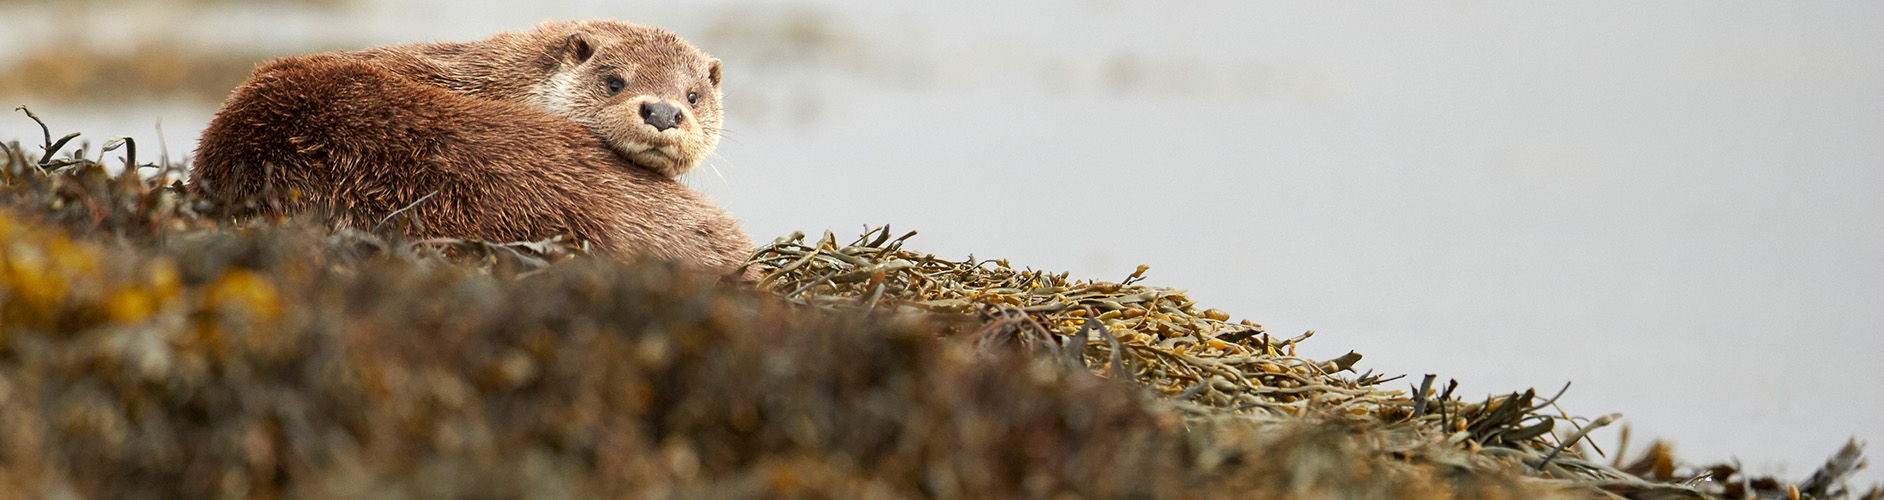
<box><xmin>0</xmin><ymin>178</ymin><xmax>1561</xmax><ymax>500</ymax></box>
<box><xmin>2</xmin><ymin>114</ymin><xmax>1877</xmax><ymax>500</ymax></box>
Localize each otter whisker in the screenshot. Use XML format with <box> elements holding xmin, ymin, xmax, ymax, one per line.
<box><xmin>714</xmin><ymin>126</ymin><xmax>745</xmax><ymax>143</ymax></box>
<box><xmin>703</xmin><ymin>151</ymin><xmax>732</xmax><ymax>184</ymax></box>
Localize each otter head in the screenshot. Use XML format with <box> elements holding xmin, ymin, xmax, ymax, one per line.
<box><xmin>532</xmin><ymin>21</ymin><xmax>722</xmax><ymax>178</ymax></box>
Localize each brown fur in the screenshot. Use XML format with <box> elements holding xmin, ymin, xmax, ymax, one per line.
<box><xmin>191</xmin><ymin>20</ymin><xmax>750</xmax><ymax>274</ymax></box>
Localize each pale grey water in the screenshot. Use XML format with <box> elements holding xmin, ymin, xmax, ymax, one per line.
<box><xmin>5</xmin><ymin>0</ymin><xmax>1882</xmax><ymax>484</ymax></box>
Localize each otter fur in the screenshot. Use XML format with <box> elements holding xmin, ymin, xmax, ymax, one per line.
<box><xmin>191</xmin><ymin>20</ymin><xmax>751</xmax><ymax>274</ymax></box>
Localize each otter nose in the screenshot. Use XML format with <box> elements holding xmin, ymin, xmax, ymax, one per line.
<box><xmin>639</xmin><ymin>101</ymin><xmax>684</xmax><ymax>131</ymax></box>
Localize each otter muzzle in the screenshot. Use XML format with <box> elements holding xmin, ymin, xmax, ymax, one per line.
<box><xmin>639</xmin><ymin>101</ymin><xmax>683</xmax><ymax>131</ymax></box>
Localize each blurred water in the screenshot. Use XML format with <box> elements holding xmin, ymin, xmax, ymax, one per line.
<box><xmin>4</xmin><ymin>0</ymin><xmax>1882</xmax><ymax>484</ymax></box>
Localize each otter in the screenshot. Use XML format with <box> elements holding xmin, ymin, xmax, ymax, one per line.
<box><xmin>191</xmin><ymin>20</ymin><xmax>752</xmax><ymax>275</ymax></box>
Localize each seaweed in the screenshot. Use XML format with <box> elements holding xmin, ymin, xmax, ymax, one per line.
<box><xmin>0</xmin><ymin>113</ymin><xmax>1876</xmax><ymax>499</ymax></box>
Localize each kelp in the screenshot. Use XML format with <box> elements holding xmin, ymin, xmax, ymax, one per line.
<box><xmin>1</xmin><ymin>111</ymin><xmax>1877</xmax><ymax>499</ymax></box>
<box><xmin>741</xmin><ymin>229</ymin><xmax>1753</xmax><ymax>499</ymax></box>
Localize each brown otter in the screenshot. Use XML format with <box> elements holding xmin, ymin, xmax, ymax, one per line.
<box><xmin>191</xmin><ymin>20</ymin><xmax>751</xmax><ymax>275</ymax></box>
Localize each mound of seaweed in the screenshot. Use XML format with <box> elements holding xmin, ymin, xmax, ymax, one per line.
<box><xmin>1</xmin><ymin>112</ymin><xmax>1876</xmax><ymax>500</ymax></box>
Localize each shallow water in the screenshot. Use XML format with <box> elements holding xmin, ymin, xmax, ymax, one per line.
<box><xmin>4</xmin><ymin>0</ymin><xmax>1882</xmax><ymax>484</ymax></box>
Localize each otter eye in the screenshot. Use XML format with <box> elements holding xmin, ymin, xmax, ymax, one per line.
<box><xmin>605</xmin><ymin>76</ymin><xmax>625</xmax><ymax>95</ymax></box>
<box><xmin>687</xmin><ymin>92</ymin><xmax>698</xmax><ymax>105</ymax></box>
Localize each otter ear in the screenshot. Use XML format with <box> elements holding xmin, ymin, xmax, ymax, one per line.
<box><xmin>561</xmin><ymin>31</ymin><xmax>597</xmax><ymax>64</ymax></box>
<box><xmin>707</xmin><ymin>58</ymin><xmax>722</xmax><ymax>87</ymax></box>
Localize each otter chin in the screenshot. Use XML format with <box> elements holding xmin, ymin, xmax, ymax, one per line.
<box><xmin>617</xmin><ymin>140</ymin><xmax>688</xmax><ymax>177</ymax></box>
<box><xmin>191</xmin><ymin>20</ymin><xmax>753</xmax><ymax>276</ymax></box>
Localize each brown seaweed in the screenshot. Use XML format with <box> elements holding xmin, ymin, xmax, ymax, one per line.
<box><xmin>1</xmin><ymin>114</ymin><xmax>1877</xmax><ymax>499</ymax></box>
